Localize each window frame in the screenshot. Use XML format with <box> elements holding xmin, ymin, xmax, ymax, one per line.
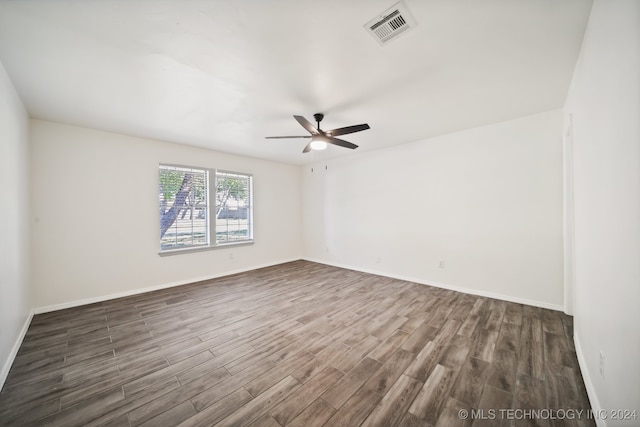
<box><xmin>158</xmin><ymin>164</ymin><xmax>254</xmax><ymax>256</ymax></box>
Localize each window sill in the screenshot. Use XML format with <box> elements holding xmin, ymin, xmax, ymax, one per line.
<box><xmin>158</xmin><ymin>240</ymin><xmax>254</xmax><ymax>257</ymax></box>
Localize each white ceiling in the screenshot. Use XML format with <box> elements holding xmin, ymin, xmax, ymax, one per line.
<box><xmin>0</xmin><ymin>0</ymin><xmax>593</xmax><ymax>165</ymax></box>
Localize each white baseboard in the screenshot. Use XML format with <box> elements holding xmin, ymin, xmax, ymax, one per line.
<box><xmin>0</xmin><ymin>309</ymin><xmax>34</xmax><ymax>391</ymax></box>
<box><xmin>34</xmin><ymin>256</ymin><xmax>562</xmax><ymax>314</ymax></box>
<box><xmin>34</xmin><ymin>258</ymin><xmax>300</xmax><ymax>314</ymax></box>
<box><xmin>574</xmin><ymin>332</ymin><xmax>605</xmax><ymax>427</ymax></box>
<box><xmin>303</xmin><ymin>257</ymin><xmax>564</xmax><ymax>311</ymax></box>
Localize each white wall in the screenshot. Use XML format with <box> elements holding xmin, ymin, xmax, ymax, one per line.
<box><xmin>30</xmin><ymin>120</ymin><xmax>302</xmax><ymax>310</ymax></box>
<box><xmin>564</xmin><ymin>1</ymin><xmax>640</xmax><ymax>424</ymax></box>
<box><xmin>0</xmin><ymin>62</ymin><xmax>31</xmax><ymax>388</ymax></box>
<box><xmin>303</xmin><ymin>110</ymin><xmax>564</xmax><ymax>309</ymax></box>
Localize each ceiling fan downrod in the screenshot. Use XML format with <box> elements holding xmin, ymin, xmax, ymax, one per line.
<box><xmin>313</xmin><ymin>113</ymin><xmax>324</xmax><ymax>131</ymax></box>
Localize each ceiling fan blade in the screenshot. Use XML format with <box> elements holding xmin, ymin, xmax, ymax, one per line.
<box><xmin>327</xmin><ymin>137</ymin><xmax>358</xmax><ymax>150</ymax></box>
<box><xmin>302</xmin><ymin>142</ymin><xmax>312</xmax><ymax>153</ymax></box>
<box><xmin>265</xmin><ymin>136</ymin><xmax>311</xmax><ymax>139</ymax></box>
<box><xmin>294</xmin><ymin>115</ymin><xmax>319</xmax><ymax>135</ymax></box>
<box><xmin>326</xmin><ymin>123</ymin><xmax>370</xmax><ymax>137</ymax></box>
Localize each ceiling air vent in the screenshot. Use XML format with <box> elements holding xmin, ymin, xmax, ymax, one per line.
<box><xmin>364</xmin><ymin>1</ymin><xmax>417</xmax><ymax>46</ymax></box>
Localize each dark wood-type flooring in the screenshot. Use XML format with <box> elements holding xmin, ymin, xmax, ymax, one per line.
<box><xmin>0</xmin><ymin>261</ymin><xmax>593</xmax><ymax>426</ymax></box>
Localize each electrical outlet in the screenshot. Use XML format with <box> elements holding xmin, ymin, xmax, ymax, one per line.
<box><xmin>599</xmin><ymin>351</ymin><xmax>605</xmax><ymax>378</ymax></box>
<box><xmin>438</xmin><ymin>260</ymin><xmax>445</xmax><ymax>269</ymax></box>
<box><xmin>229</xmin><ymin>253</ymin><xmax>234</xmax><ymax>260</ymax></box>
<box><xmin>375</xmin><ymin>257</ymin><xmax>381</xmax><ymax>265</ymax></box>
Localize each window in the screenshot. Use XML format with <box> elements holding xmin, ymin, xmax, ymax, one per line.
<box><xmin>159</xmin><ymin>165</ymin><xmax>208</xmax><ymax>251</ymax></box>
<box><xmin>159</xmin><ymin>165</ymin><xmax>253</xmax><ymax>253</ymax></box>
<box><xmin>215</xmin><ymin>171</ymin><xmax>253</xmax><ymax>244</ymax></box>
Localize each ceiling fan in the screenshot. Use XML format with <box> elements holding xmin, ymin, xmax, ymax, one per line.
<box><xmin>266</xmin><ymin>113</ymin><xmax>370</xmax><ymax>153</ymax></box>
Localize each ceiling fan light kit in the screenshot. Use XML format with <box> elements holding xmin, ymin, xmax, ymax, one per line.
<box><xmin>266</xmin><ymin>113</ymin><xmax>370</xmax><ymax>153</ymax></box>
<box><xmin>310</xmin><ymin>136</ymin><xmax>328</xmax><ymax>151</ymax></box>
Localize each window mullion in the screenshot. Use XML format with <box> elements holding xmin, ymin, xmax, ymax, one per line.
<box><xmin>209</xmin><ymin>169</ymin><xmax>216</xmax><ymax>247</ymax></box>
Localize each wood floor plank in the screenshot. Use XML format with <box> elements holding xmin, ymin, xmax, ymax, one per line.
<box><xmin>519</xmin><ymin>316</ymin><xmax>545</xmax><ymax>380</ymax></box>
<box><xmin>370</xmin><ymin>314</ymin><xmax>409</xmax><ymax>340</ymax></box>
<box><xmin>405</xmin><ymin>340</ymin><xmax>443</xmax><ymax>382</ymax></box>
<box><xmin>450</xmin><ymin>356</ymin><xmax>491</xmax><ymax>408</ymax></box>
<box><xmin>496</xmin><ymin>321</ymin><xmax>521</xmax><ymax>353</ymax></box>
<box><xmin>35</xmin><ymin>387</ymin><xmax>125</xmax><ymax>427</ymax></box>
<box><xmin>83</xmin><ymin>376</ymin><xmax>182</xmax><ymax>427</ymax></box>
<box><xmin>330</xmin><ymin>335</ymin><xmax>380</xmax><ymax>373</ymax></box>
<box><xmin>114</xmin><ymin>354</ymin><xmax>169</xmax><ymax>383</ymax></box>
<box><xmin>247</xmin><ymin>413</ymin><xmax>282</xmax><ymax>427</ymax></box>
<box><xmin>408</xmin><ymin>363</ymin><xmax>457</xmax><ymax>425</ymax></box>
<box><xmin>224</xmin><ymin>336</ymin><xmax>291</xmax><ymax>375</ymax></box>
<box><xmin>269</xmin><ymin>365</ymin><xmax>343</xmax><ymax>426</ymax></box>
<box><xmin>287</xmin><ymin>398</ymin><xmax>336</xmax><ymax>427</ymax></box>
<box><xmin>544</xmin><ymin>331</ymin><xmax>575</xmax><ymax>375</ymax></box>
<box><xmin>513</xmin><ymin>372</ymin><xmax>550</xmax><ymax>427</ymax></box>
<box><xmin>127</xmin><ymin>366</ymin><xmax>231</xmax><ymax>426</ymax></box>
<box><xmin>473</xmin><ymin>385</ymin><xmax>513</xmax><ymax>427</ymax></box>
<box><xmin>177</xmin><ymin>345</ymin><xmax>251</xmax><ymax>386</ymax></box>
<box><xmin>503</xmin><ymin>303</ymin><xmax>523</xmax><ymax>325</ymax></box>
<box><xmin>291</xmin><ymin>341</ymin><xmax>350</xmax><ymax>384</ymax></box>
<box><xmin>137</xmin><ymin>400</ymin><xmax>197</xmax><ymax>427</ymax></box>
<box><xmin>439</xmin><ymin>343</ymin><xmax>471</xmax><ymax>370</ymax></box>
<box><xmin>399</xmin><ymin>315</ymin><xmax>426</xmax><ymax>334</ymax></box>
<box><xmin>321</xmin><ymin>357</ymin><xmax>382</xmax><ymax>409</ymax></box>
<box><xmin>482</xmin><ymin>300</ymin><xmax>507</xmax><ymax>332</ymax></box>
<box><xmin>167</xmin><ymin>331</ymin><xmax>239</xmax><ymax>364</ymax></box>
<box><xmin>0</xmin><ymin>261</ymin><xmax>594</xmax><ymax>426</ymax></box>
<box><xmin>399</xmin><ymin>412</ymin><xmax>433</xmax><ymax>427</ymax></box>
<box><xmin>485</xmin><ymin>348</ymin><xmax>518</xmax><ymax>393</ymax></box>
<box><xmin>323</xmin><ymin>388</ymin><xmax>382</xmax><ymax>427</ymax></box>
<box><xmin>433</xmin><ymin>318</ymin><xmax>462</xmax><ymax>345</ymax></box>
<box><xmin>402</xmin><ymin>323</ymin><xmax>439</xmax><ymax>353</ymax></box>
<box><xmin>0</xmin><ymin>395</ymin><xmax>60</xmax><ymax>425</ymax></box>
<box><xmin>458</xmin><ymin>299</ymin><xmax>486</xmax><ymax>337</ymax></box>
<box><xmin>469</xmin><ymin>327</ymin><xmax>499</xmax><ymax>363</ymax></box>
<box><xmin>122</xmin><ymin>350</ymin><xmax>213</xmax><ymax>396</ymax></box>
<box><xmin>368</xmin><ymin>329</ymin><xmax>411</xmax><ymax>363</ymax></box>
<box><xmin>335</xmin><ymin>325</ymin><xmax>369</xmax><ymax>347</ymax></box>
<box><xmin>176</xmin><ymin>388</ymin><xmax>252</xmax><ymax>427</ymax></box>
<box><xmin>542</xmin><ymin>310</ymin><xmax>566</xmax><ymax>336</ymax></box>
<box><xmin>546</xmin><ymin>369</ymin><xmax>581</xmax><ymax>412</ymax></box>
<box><xmin>363</xmin><ymin>348</ymin><xmax>415</xmax><ymax>395</ymax></box>
<box><xmin>435</xmin><ymin>397</ymin><xmax>473</xmax><ymax>427</ymax></box>
<box><xmin>245</xmin><ymin>350</ymin><xmax>315</xmax><ymax>397</ymax></box>
<box><xmin>189</xmin><ymin>356</ymin><xmax>278</xmax><ymax>412</ymax></box>
<box><xmin>215</xmin><ymin>376</ymin><xmax>300</xmax><ymax>427</ymax></box>
<box><xmin>362</xmin><ymin>374</ymin><xmax>423</xmax><ymax>427</ymax></box>
<box><xmin>60</xmin><ymin>367</ymin><xmax>143</xmax><ymax>408</ymax></box>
